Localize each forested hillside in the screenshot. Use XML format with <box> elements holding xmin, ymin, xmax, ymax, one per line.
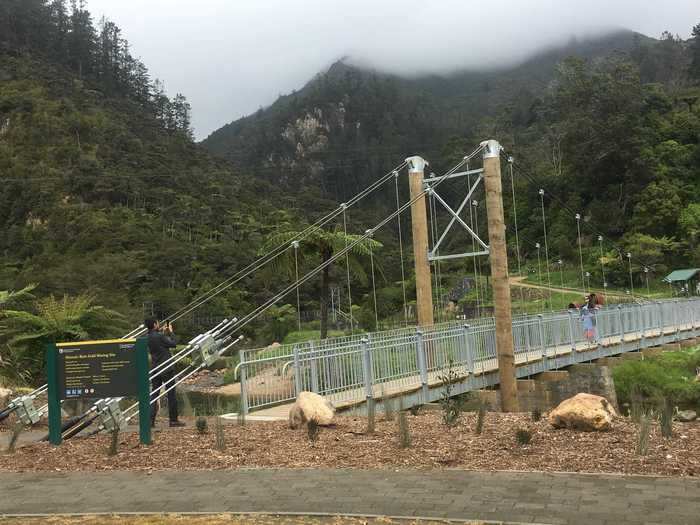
<box><xmin>202</xmin><ymin>31</ymin><xmax>644</xmax><ymax>197</ymax></box>
<box><xmin>203</xmin><ymin>27</ymin><xmax>700</xmax><ymax>288</ymax></box>
<box><xmin>0</xmin><ymin>0</ymin><xmax>295</xmax><ymax>333</ymax></box>
<box><xmin>2</xmin><ymin>0</ymin><xmax>700</xmax><ymax>357</ymax></box>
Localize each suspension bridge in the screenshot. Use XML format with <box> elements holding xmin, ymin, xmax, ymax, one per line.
<box><xmin>233</xmin><ymin>297</ymin><xmax>700</xmax><ymax>417</ymax></box>
<box><xmin>2</xmin><ymin>139</ymin><xmax>699</xmax><ymax>438</ymax></box>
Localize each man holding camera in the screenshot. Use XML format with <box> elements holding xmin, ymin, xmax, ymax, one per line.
<box><xmin>145</xmin><ymin>318</ymin><xmax>185</xmax><ymax>427</ymax></box>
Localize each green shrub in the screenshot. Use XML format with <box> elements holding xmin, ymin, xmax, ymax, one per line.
<box><xmin>437</xmin><ymin>358</ymin><xmax>462</xmax><ymax>427</ymax></box>
<box><xmin>222</xmin><ymin>368</ymin><xmax>237</xmax><ymax>385</ymax></box>
<box><xmin>196</xmin><ymin>416</ymin><xmax>208</xmax><ymax>434</ymax></box>
<box><xmin>613</xmin><ymin>349</ymin><xmax>700</xmax><ymax>408</ymax></box>
<box><xmin>515</xmin><ymin>428</ymin><xmax>532</xmax><ymax>446</ymax></box>
<box><xmin>307</xmin><ymin>420</ymin><xmax>320</xmax><ymax>444</ymax></box>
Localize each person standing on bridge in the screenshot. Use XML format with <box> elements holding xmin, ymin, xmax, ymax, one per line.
<box><xmin>580</xmin><ymin>294</ymin><xmax>599</xmax><ymax>343</ymax></box>
<box><xmin>146</xmin><ymin>318</ymin><xmax>185</xmax><ymax>427</ymax></box>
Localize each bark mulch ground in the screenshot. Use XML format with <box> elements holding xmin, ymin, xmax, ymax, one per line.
<box><xmin>0</xmin><ymin>412</ymin><xmax>697</xmax><ymax>476</ymax></box>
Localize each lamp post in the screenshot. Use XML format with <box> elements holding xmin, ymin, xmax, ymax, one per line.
<box><xmin>575</xmin><ymin>213</ymin><xmax>585</xmax><ymax>293</ymax></box>
<box><xmin>627</xmin><ymin>252</ymin><xmax>634</xmax><ymax>296</ymax></box>
<box><xmin>644</xmin><ymin>267</ymin><xmax>650</xmax><ymax>297</ymax></box>
<box><xmin>535</xmin><ymin>242</ymin><xmax>543</xmax><ymax>311</ymax></box>
<box><xmin>557</xmin><ymin>259</ymin><xmax>564</xmax><ymax>290</ymax></box>
<box><xmin>598</xmin><ymin>235</ymin><xmax>607</xmax><ymax>290</ymax></box>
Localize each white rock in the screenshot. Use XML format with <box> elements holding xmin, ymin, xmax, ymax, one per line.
<box><xmin>548</xmin><ymin>393</ymin><xmax>617</xmax><ymax>432</ymax></box>
<box><xmin>676</xmin><ymin>410</ymin><xmax>697</xmax><ymax>423</ymax></box>
<box><xmin>288</xmin><ymin>391</ymin><xmax>335</xmax><ymax>429</ymax></box>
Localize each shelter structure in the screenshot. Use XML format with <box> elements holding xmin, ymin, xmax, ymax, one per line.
<box><xmin>663</xmin><ymin>268</ymin><xmax>700</xmax><ymax>296</ymax></box>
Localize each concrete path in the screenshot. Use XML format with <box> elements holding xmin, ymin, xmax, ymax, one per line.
<box><xmin>1</xmin><ymin>469</ymin><xmax>697</xmax><ymax>525</ymax></box>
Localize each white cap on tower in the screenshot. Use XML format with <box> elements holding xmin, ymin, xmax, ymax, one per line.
<box><xmin>405</xmin><ymin>156</ymin><xmax>427</xmax><ymax>173</ymax></box>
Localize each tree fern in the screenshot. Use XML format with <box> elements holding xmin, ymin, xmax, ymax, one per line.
<box><xmin>0</xmin><ymin>292</ymin><xmax>126</xmax><ymax>384</ymax></box>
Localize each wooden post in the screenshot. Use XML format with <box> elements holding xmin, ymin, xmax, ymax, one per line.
<box><xmin>407</xmin><ymin>156</ymin><xmax>434</xmax><ymax>327</ymax></box>
<box><xmin>482</xmin><ymin>140</ymin><xmax>519</xmax><ymax>412</ymax></box>
<box><xmin>46</xmin><ymin>343</ymin><xmax>61</xmax><ymax>446</ymax></box>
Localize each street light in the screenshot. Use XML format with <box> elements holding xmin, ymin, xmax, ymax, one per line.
<box><xmin>557</xmin><ymin>259</ymin><xmax>564</xmax><ymax>291</ymax></box>
<box><xmin>535</xmin><ymin>242</ymin><xmax>543</xmax><ymax>310</ymax></box>
<box><xmin>644</xmin><ymin>267</ymin><xmax>650</xmax><ymax>296</ymax></box>
<box><xmin>597</xmin><ymin>235</ymin><xmax>607</xmax><ymax>289</ymax></box>
<box><xmin>627</xmin><ymin>252</ymin><xmax>634</xmax><ymax>295</ymax></box>
<box><xmin>575</xmin><ymin>213</ymin><xmax>584</xmax><ymax>293</ymax></box>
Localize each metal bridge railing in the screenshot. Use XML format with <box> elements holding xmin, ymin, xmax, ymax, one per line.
<box><xmin>236</xmin><ymin>297</ymin><xmax>700</xmax><ymax>413</ymax></box>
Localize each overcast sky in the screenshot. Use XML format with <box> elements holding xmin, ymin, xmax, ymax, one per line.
<box><xmin>86</xmin><ymin>0</ymin><xmax>699</xmax><ymax>140</ymax></box>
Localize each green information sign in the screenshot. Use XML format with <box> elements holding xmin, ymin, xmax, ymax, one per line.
<box><xmin>57</xmin><ymin>340</ymin><xmax>138</xmax><ymax>400</ymax></box>
<box><xmin>47</xmin><ymin>338</ymin><xmax>151</xmax><ymax>447</ymax></box>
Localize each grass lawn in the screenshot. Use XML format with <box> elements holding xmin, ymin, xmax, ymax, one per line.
<box><xmin>282</xmin><ymin>329</ymin><xmax>349</xmax><ymax>345</ymax></box>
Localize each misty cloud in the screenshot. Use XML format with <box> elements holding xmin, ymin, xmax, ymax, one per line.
<box><xmin>85</xmin><ymin>0</ymin><xmax>699</xmax><ymax>139</ymax></box>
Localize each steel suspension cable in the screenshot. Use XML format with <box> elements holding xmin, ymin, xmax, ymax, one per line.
<box><xmin>394</xmin><ymin>172</ymin><xmax>409</xmax><ymax>326</ymax></box>
<box><xmin>293</xmin><ymin>241</ymin><xmax>301</xmax><ymax>331</ymax></box>
<box><xmin>124</xmin><ymin>161</ymin><xmax>408</xmax><ymax>338</ymax></box>
<box><xmin>216</xmin><ymin>151</ymin><xmax>480</xmax><ymax>339</ymax></box>
<box><xmin>367</xmin><ymin>230</ymin><xmax>379</xmax><ymax>330</ymax></box>
<box><xmin>473</xmin><ymin>198</ymin><xmax>486</xmax><ymax>314</ymax></box>
<box><xmin>428</xmin><ymin>191</ymin><xmax>441</xmax><ymax>322</ymax></box>
<box><xmin>506</xmin><ymin>157</ymin><xmax>526</xmax><ymax>311</ymax></box>
<box><xmin>467</xmin><ymin>170</ymin><xmax>481</xmax><ymax>318</ymax></box>
<box><xmin>33</xmin><ymin>166</ymin><xmax>408</xmax><ymax>429</ymax></box>
<box><xmin>539</xmin><ymin>189</ymin><xmax>553</xmax><ymax>309</ymax></box>
<box><xmin>342</xmin><ymin>206</ymin><xmax>354</xmax><ymax>333</ymax></box>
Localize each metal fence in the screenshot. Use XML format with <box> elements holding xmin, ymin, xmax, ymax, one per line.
<box><xmin>236</xmin><ymin>298</ymin><xmax>700</xmax><ymax>413</ymax></box>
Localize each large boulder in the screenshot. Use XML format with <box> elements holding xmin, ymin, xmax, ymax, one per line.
<box><xmin>548</xmin><ymin>393</ymin><xmax>617</xmax><ymax>432</ymax></box>
<box><xmin>0</xmin><ymin>387</ymin><xmax>12</xmax><ymax>408</ymax></box>
<box><xmin>288</xmin><ymin>391</ymin><xmax>335</xmax><ymax>429</ymax></box>
<box><xmin>676</xmin><ymin>410</ymin><xmax>697</xmax><ymax>423</ymax></box>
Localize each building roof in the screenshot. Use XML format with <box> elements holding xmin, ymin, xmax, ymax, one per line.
<box><xmin>663</xmin><ymin>268</ymin><xmax>700</xmax><ymax>282</ymax></box>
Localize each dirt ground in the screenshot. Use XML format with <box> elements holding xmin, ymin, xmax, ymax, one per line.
<box><xmin>1</xmin><ymin>410</ymin><xmax>698</xmax><ymax>477</ymax></box>
<box><xmin>0</xmin><ymin>516</ymin><xmax>490</xmax><ymax>525</ymax></box>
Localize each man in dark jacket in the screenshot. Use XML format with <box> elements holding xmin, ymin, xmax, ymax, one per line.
<box><xmin>145</xmin><ymin>318</ymin><xmax>185</xmax><ymax>427</ymax></box>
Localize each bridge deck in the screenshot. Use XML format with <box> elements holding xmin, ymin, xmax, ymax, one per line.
<box><xmin>245</xmin><ymin>324</ymin><xmax>695</xmax><ymax>419</ymax></box>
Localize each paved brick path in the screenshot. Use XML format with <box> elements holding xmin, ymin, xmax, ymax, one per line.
<box><xmin>1</xmin><ymin>469</ymin><xmax>698</xmax><ymax>524</ymax></box>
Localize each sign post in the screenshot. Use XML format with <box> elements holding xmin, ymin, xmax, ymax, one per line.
<box><xmin>46</xmin><ymin>343</ymin><xmax>62</xmax><ymax>446</ymax></box>
<box><xmin>46</xmin><ymin>338</ymin><xmax>151</xmax><ymax>446</ymax></box>
<box><xmin>135</xmin><ymin>338</ymin><xmax>151</xmax><ymax>445</ymax></box>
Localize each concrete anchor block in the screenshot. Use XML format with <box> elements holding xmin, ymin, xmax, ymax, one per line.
<box><xmin>596</xmin><ymin>357</ymin><xmax>622</xmax><ymax>367</ymax></box>
<box><xmin>517</xmin><ymin>380</ymin><xmax>536</xmax><ymax>392</ymax></box>
<box><xmin>535</xmin><ymin>371</ymin><xmax>570</xmax><ymax>382</ymax></box>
